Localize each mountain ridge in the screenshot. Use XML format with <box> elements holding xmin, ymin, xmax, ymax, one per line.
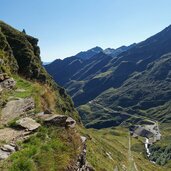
<box><xmin>45</xmin><ymin>24</ymin><xmax>171</xmax><ymax>125</ymax></box>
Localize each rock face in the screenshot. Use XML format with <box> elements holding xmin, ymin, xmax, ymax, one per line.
<box><xmin>16</xmin><ymin>117</ymin><xmax>41</xmax><ymax>131</ymax></box>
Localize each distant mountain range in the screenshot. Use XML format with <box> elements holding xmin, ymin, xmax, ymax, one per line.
<box><xmin>45</xmin><ymin>24</ymin><xmax>171</xmax><ymax>128</ymax></box>
<box><xmin>103</xmin><ymin>43</ymin><xmax>136</xmax><ymax>57</ymax></box>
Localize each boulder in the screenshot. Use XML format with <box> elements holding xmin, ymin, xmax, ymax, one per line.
<box><xmin>16</xmin><ymin>117</ymin><xmax>41</xmax><ymax>131</ymax></box>
<box><xmin>0</xmin><ymin>143</ymin><xmax>17</xmax><ymax>160</ymax></box>
<box><xmin>41</xmin><ymin>114</ymin><xmax>68</xmax><ymax>127</ymax></box>
<box><xmin>0</xmin><ymin>97</ymin><xmax>35</xmax><ymax>125</ymax></box>
<box><xmin>39</xmin><ymin>114</ymin><xmax>76</xmax><ymax>128</ymax></box>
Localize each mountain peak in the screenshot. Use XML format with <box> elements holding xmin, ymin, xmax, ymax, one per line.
<box><xmin>90</xmin><ymin>46</ymin><xmax>103</xmax><ymax>52</ymax></box>
<box><xmin>74</xmin><ymin>46</ymin><xmax>103</xmax><ymax>60</ymax></box>
<box><xmin>103</xmin><ymin>43</ymin><xmax>136</xmax><ymax>57</ymax></box>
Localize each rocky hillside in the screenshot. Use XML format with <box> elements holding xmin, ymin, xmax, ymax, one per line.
<box><xmin>0</xmin><ymin>21</ymin><xmax>93</xmax><ymax>170</ymax></box>
<box><xmin>0</xmin><ymin>21</ymin><xmax>78</xmax><ymax>118</ymax></box>
<box><xmin>1</xmin><ymin>21</ymin><xmax>171</xmax><ymax>171</ymax></box>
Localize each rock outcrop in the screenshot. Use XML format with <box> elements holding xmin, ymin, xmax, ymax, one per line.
<box><xmin>16</xmin><ymin>117</ymin><xmax>41</xmax><ymax>131</ymax></box>
<box><xmin>0</xmin><ymin>21</ymin><xmax>84</xmax><ymax>170</ymax></box>
<box><xmin>38</xmin><ymin>114</ymin><xmax>76</xmax><ymax>128</ymax></box>
<box><xmin>0</xmin><ymin>97</ymin><xmax>34</xmax><ymax>125</ymax></box>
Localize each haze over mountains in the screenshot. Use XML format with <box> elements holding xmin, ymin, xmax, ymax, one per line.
<box><xmin>45</xmin><ymin>24</ymin><xmax>171</xmax><ymax>128</ymax></box>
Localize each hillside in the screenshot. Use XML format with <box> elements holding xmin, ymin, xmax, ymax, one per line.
<box><xmin>0</xmin><ymin>21</ymin><xmax>86</xmax><ymax>170</ymax></box>
<box><xmin>79</xmin><ymin>53</ymin><xmax>171</xmax><ymax>128</ymax></box>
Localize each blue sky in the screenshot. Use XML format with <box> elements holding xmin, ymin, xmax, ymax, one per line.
<box><xmin>1</xmin><ymin>0</ymin><xmax>171</xmax><ymax>61</ymax></box>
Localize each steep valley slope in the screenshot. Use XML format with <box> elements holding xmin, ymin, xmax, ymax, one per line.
<box><xmin>45</xmin><ymin>24</ymin><xmax>171</xmax><ymax>170</ymax></box>
<box><xmin>45</xmin><ymin>24</ymin><xmax>171</xmax><ymax>128</ymax></box>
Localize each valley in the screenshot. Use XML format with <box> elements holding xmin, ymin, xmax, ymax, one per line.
<box><xmin>44</xmin><ymin>24</ymin><xmax>171</xmax><ymax>170</ymax></box>
<box><xmin>0</xmin><ymin>11</ymin><xmax>171</xmax><ymax>171</ymax></box>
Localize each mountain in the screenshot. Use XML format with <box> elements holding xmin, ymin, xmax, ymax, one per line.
<box><xmin>1</xmin><ymin>21</ymin><xmax>171</xmax><ymax>171</ymax></box>
<box><xmin>0</xmin><ymin>21</ymin><xmax>87</xmax><ymax>170</ymax></box>
<box><xmin>103</xmin><ymin>43</ymin><xmax>136</xmax><ymax>57</ymax></box>
<box><xmin>44</xmin><ymin>25</ymin><xmax>171</xmax><ymax>169</ymax></box>
<box><xmin>42</xmin><ymin>61</ymin><xmax>51</xmax><ymax>65</ymax></box>
<box><xmin>45</xmin><ymin>44</ymin><xmax>136</xmax><ymax>106</ymax></box>
<box><xmin>74</xmin><ymin>46</ymin><xmax>103</xmax><ymax>60</ymax></box>
<box><xmin>45</xmin><ymin>24</ymin><xmax>171</xmax><ymax>125</ymax></box>
<box><xmin>79</xmin><ymin>53</ymin><xmax>171</xmax><ymax>128</ymax></box>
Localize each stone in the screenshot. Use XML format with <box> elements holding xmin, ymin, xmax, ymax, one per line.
<box><xmin>0</xmin><ymin>149</ymin><xmax>10</xmax><ymax>160</ymax></box>
<box><xmin>1</xmin><ymin>144</ymin><xmax>15</xmax><ymax>152</ymax></box>
<box><xmin>0</xmin><ymin>97</ymin><xmax>35</xmax><ymax>125</ymax></box>
<box><xmin>40</xmin><ymin>114</ymin><xmax>68</xmax><ymax>127</ymax></box>
<box><xmin>66</xmin><ymin>117</ymin><xmax>76</xmax><ymax>128</ymax></box>
<box><xmin>80</xmin><ymin>136</ymin><xmax>87</xmax><ymax>143</ymax></box>
<box><xmin>0</xmin><ymin>78</ymin><xmax>16</xmax><ymax>90</ymax></box>
<box><xmin>39</xmin><ymin>114</ymin><xmax>76</xmax><ymax>128</ymax></box>
<box><xmin>16</xmin><ymin>117</ymin><xmax>41</xmax><ymax>131</ymax></box>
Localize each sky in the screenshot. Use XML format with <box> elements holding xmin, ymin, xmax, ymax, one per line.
<box><xmin>1</xmin><ymin>0</ymin><xmax>171</xmax><ymax>62</ymax></box>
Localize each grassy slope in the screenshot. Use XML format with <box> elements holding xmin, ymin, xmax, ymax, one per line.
<box><xmin>0</xmin><ymin>127</ymin><xmax>81</xmax><ymax>171</ymax></box>
<box><xmin>0</xmin><ymin>21</ymin><xmax>81</xmax><ymax>170</ymax></box>
<box><xmin>78</xmin><ymin>53</ymin><xmax>171</xmax><ymax>128</ymax></box>
<box><xmin>81</xmin><ymin>126</ymin><xmax>170</xmax><ymax>171</ymax></box>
